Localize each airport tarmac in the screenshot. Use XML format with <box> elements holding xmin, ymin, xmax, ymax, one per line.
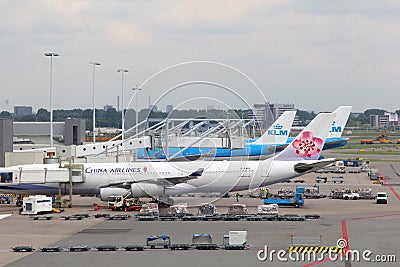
<box><xmin>1</xmin><ymin>158</ymin><xmax>399</xmax><ymax>267</ymax></box>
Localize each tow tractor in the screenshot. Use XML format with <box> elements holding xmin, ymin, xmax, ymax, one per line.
<box><xmin>107</xmin><ymin>191</ymin><xmax>142</xmax><ymax>211</ymax></box>
<box><xmin>264</xmin><ymin>187</ymin><xmax>304</xmax><ymax>208</ymax></box>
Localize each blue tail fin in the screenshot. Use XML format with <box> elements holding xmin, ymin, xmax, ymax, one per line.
<box><xmin>275</xmin><ymin>113</ymin><xmax>336</xmax><ymax>161</ymax></box>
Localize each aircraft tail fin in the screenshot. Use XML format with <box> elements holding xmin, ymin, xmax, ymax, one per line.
<box><xmin>274</xmin><ymin>112</ymin><xmax>336</xmax><ymax>161</ymax></box>
<box><xmin>328</xmin><ymin>106</ymin><xmax>352</xmax><ymax>138</ymax></box>
<box><xmin>253</xmin><ymin>110</ymin><xmax>296</xmax><ymax>144</ymax></box>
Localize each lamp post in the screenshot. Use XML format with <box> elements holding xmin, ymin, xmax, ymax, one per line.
<box><xmin>44</xmin><ymin>52</ymin><xmax>59</xmax><ymax>148</ymax></box>
<box><xmin>132</xmin><ymin>87</ymin><xmax>142</xmax><ymax>135</ymax></box>
<box><xmin>89</xmin><ymin>61</ymin><xmax>101</xmax><ymax>142</ymax></box>
<box><xmin>117</xmin><ymin>68</ymin><xmax>129</xmax><ymax>141</ymax></box>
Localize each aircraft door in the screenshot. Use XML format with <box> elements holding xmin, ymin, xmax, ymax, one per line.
<box><xmin>0</xmin><ymin>170</ymin><xmax>19</xmax><ymax>185</ymax></box>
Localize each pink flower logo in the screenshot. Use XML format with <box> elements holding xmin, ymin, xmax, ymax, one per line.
<box><xmin>292</xmin><ymin>131</ymin><xmax>323</xmax><ymax>158</ymax></box>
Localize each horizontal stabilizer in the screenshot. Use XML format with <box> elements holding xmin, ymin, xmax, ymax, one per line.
<box><xmin>190</xmin><ymin>168</ymin><xmax>204</xmax><ymax>177</ymax></box>
<box><xmin>294</xmin><ymin>158</ymin><xmax>336</xmax><ymax>173</ymax></box>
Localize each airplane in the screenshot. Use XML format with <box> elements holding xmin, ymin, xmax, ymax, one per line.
<box><xmin>286</xmin><ymin>106</ymin><xmax>352</xmax><ymax>150</ymax></box>
<box><xmin>0</xmin><ymin>112</ymin><xmax>336</xmax><ymax>205</ymax></box>
<box><xmin>137</xmin><ymin>106</ymin><xmax>351</xmax><ymax>161</ymax></box>
<box><xmin>137</xmin><ymin>110</ymin><xmax>297</xmax><ymax>161</ymax></box>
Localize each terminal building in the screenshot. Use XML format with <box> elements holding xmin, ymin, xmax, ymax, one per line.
<box><xmin>250</xmin><ymin>103</ymin><xmax>296</xmax><ymax>129</ymax></box>
<box><xmin>14</xmin><ymin>106</ymin><xmax>33</xmax><ymax>116</ymax></box>
<box><xmin>370</xmin><ymin>113</ymin><xmax>399</xmax><ymax>128</ymax></box>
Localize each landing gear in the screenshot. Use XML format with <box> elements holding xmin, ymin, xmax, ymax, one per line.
<box><xmin>153</xmin><ymin>196</ymin><xmax>174</xmax><ymax>208</ymax></box>
<box><xmin>16</xmin><ymin>196</ymin><xmax>23</xmax><ymax>207</ymax></box>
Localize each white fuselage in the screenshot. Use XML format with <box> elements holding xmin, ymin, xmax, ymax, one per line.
<box><xmin>0</xmin><ymin>158</ymin><xmax>315</xmax><ymax>197</ymax></box>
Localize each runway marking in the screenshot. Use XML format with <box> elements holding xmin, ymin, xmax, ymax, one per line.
<box><xmin>382</xmin><ymin>177</ymin><xmax>400</xmax><ymax>200</ymax></box>
<box><xmin>351</xmin><ymin>213</ymin><xmax>400</xmax><ymax>220</ymax></box>
<box><xmin>377</xmin><ymin>163</ymin><xmax>400</xmax><ymax>200</ymax></box>
<box><xmin>341</xmin><ymin>220</ymin><xmax>352</xmax><ymax>267</ymax></box>
<box><xmin>0</xmin><ymin>214</ymin><xmax>12</xmax><ymax>220</ymax></box>
<box><xmin>301</xmin><ymin>257</ymin><xmax>332</xmax><ymax>267</ymax></box>
<box><xmin>341</xmin><ymin>220</ymin><xmax>350</xmax><ymax>253</ymax></box>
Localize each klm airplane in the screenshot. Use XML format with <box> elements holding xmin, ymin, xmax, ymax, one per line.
<box><xmin>286</xmin><ymin>106</ymin><xmax>352</xmax><ymax>150</ymax></box>
<box><xmin>138</xmin><ymin>111</ymin><xmax>296</xmax><ymax>161</ymax></box>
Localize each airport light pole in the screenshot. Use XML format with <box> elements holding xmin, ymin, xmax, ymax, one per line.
<box><xmin>44</xmin><ymin>52</ymin><xmax>59</xmax><ymax>148</ymax></box>
<box><xmin>89</xmin><ymin>61</ymin><xmax>101</xmax><ymax>142</ymax></box>
<box><xmin>117</xmin><ymin>68</ymin><xmax>129</xmax><ymax>141</ymax></box>
<box><xmin>132</xmin><ymin>87</ymin><xmax>142</xmax><ymax>135</ymax></box>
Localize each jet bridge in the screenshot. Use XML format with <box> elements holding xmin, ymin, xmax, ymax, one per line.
<box><xmin>0</xmin><ymin>164</ymin><xmax>85</xmax><ymax>185</ymax></box>
<box><xmin>0</xmin><ymin>163</ymin><xmax>85</xmax><ymax>208</ymax></box>
<box><xmin>56</xmin><ymin>136</ymin><xmax>153</xmax><ymax>158</ymax></box>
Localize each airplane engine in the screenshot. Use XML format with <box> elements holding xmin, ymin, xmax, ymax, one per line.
<box><xmin>130</xmin><ymin>183</ymin><xmax>164</xmax><ymax>197</ymax></box>
<box><xmin>99</xmin><ymin>188</ymin><xmax>129</xmax><ymax>201</ymax></box>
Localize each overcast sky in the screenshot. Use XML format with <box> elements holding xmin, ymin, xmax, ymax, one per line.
<box><xmin>1</xmin><ymin>0</ymin><xmax>399</xmax><ymax>113</ymax></box>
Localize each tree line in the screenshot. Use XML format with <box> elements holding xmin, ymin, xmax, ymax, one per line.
<box><xmin>0</xmin><ymin>108</ymin><xmax>397</xmax><ymax>130</ymax></box>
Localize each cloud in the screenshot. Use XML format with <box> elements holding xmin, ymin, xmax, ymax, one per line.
<box><xmin>157</xmin><ymin>0</ymin><xmax>282</xmax><ymax>32</ymax></box>
<box><xmin>106</xmin><ymin>20</ymin><xmax>150</xmax><ymax>46</ymax></box>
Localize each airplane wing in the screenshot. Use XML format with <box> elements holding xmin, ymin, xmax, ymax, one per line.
<box><xmin>97</xmin><ymin>168</ymin><xmax>204</xmax><ymax>188</ymax></box>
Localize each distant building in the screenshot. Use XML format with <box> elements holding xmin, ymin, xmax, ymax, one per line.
<box><xmin>13</xmin><ymin>119</ymin><xmax>86</xmax><ymax>145</ymax></box>
<box><xmin>250</xmin><ymin>103</ymin><xmax>296</xmax><ymax>129</ymax></box>
<box><xmin>103</xmin><ymin>105</ymin><xmax>113</xmax><ymax>111</ymax></box>
<box><xmin>206</xmin><ymin>105</ymin><xmax>215</xmax><ymax>111</ymax></box>
<box><xmin>14</xmin><ymin>106</ymin><xmax>32</xmax><ymax>116</ymax></box>
<box><xmin>370</xmin><ymin>113</ymin><xmax>398</xmax><ymax>128</ymax></box>
<box><xmin>149</xmin><ymin>105</ymin><xmax>158</xmax><ymax>112</ymax></box>
<box><xmin>268</xmin><ymin>103</ymin><xmax>295</xmax><ymax>120</ymax></box>
<box><xmin>370</xmin><ymin>115</ymin><xmax>379</xmax><ymax>127</ymax></box>
<box><xmin>292</xmin><ymin>115</ymin><xmax>301</xmax><ymax>126</ymax></box>
<box><xmin>252</xmin><ymin>103</ymin><xmax>272</xmax><ymax>129</ymax></box>
<box><xmin>166</xmin><ymin>104</ymin><xmax>173</xmax><ymax>113</ymax></box>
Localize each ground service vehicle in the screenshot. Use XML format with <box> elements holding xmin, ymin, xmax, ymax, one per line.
<box><xmin>264</xmin><ymin>187</ymin><xmax>304</xmax><ymax>208</ymax></box>
<box><xmin>332</xmin><ymin>176</ymin><xmax>345</xmax><ymax>183</ymax></box>
<box><xmin>315</xmin><ymin>176</ymin><xmax>327</xmax><ymax>183</ymax></box>
<box><xmin>108</xmin><ymin>191</ymin><xmax>141</xmax><ymax>211</ymax></box>
<box><xmin>21</xmin><ymin>195</ymin><xmax>52</xmax><ymax>215</ymax></box>
<box><xmin>376</xmin><ymin>192</ymin><xmax>388</xmax><ymax>204</ymax></box>
<box><xmin>342</xmin><ymin>190</ymin><xmax>360</xmax><ymax>200</ymax></box>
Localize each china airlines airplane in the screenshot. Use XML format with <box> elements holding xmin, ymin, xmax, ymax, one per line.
<box><xmin>0</xmin><ymin>113</ymin><xmax>336</xmax><ymax>205</ymax></box>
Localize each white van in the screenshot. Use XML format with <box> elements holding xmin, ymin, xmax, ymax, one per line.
<box><xmin>376</xmin><ymin>192</ymin><xmax>388</xmax><ymax>204</ymax></box>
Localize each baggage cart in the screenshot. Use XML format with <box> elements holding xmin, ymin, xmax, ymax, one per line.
<box><xmin>123</xmin><ymin>245</ymin><xmax>144</xmax><ymax>251</ymax></box>
<box><xmin>146</xmin><ymin>235</ymin><xmax>170</xmax><ymax>249</ymax></box>
<box><xmin>12</xmin><ymin>246</ymin><xmax>34</xmax><ymax>252</ymax></box>
<box><xmin>192</xmin><ymin>234</ymin><xmax>218</xmax><ymax>250</ymax></box>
